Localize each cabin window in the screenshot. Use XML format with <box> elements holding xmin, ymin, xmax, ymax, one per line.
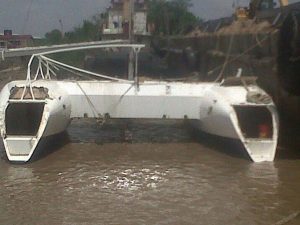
<box><xmin>234</xmin><ymin>106</ymin><xmax>273</xmax><ymax>139</ymax></box>
<box><xmin>5</xmin><ymin>103</ymin><xmax>45</xmax><ymax>136</ymax></box>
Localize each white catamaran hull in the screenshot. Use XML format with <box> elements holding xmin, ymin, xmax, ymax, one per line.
<box><xmin>0</xmin><ymin>81</ymin><xmax>71</xmax><ymax>161</ymax></box>
<box><xmin>199</xmin><ymin>85</ymin><xmax>279</xmax><ymax>162</ymax></box>
<box><xmin>0</xmin><ymin>79</ymin><xmax>279</xmax><ymax>163</ymax></box>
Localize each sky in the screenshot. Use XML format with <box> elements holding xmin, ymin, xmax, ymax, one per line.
<box><xmin>0</xmin><ymin>0</ymin><xmax>299</xmax><ymax>37</ymax></box>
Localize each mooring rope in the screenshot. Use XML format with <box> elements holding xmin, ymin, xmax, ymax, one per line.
<box><xmin>273</xmin><ymin>211</ymin><xmax>300</xmax><ymax>225</ymax></box>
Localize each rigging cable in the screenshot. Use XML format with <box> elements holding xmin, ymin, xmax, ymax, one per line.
<box><xmin>207</xmin><ymin>30</ymin><xmax>278</xmax><ymax>81</ymax></box>
<box><xmin>214</xmin><ymin>31</ymin><xmax>235</xmax><ymax>82</ymax></box>
<box><xmin>22</xmin><ymin>0</ymin><xmax>34</xmax><ymax>34</ymax></box>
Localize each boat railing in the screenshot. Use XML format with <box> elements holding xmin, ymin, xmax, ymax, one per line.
<box><xmin>19</xmin><ymin>42</ymin><xmax>145</xmax><ymax>101</ymax></box>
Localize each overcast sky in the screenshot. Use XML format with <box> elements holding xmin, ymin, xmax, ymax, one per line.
<box><xmin>0</xmin><ymin>0</ymin><xmax>299</xmax><ymax>37</ymax></box>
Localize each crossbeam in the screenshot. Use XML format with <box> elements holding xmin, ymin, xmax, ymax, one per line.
<box><xmin>0</xmin><ymin>40</ymin><xmax>129</xmax><ymax>59</ymax></box>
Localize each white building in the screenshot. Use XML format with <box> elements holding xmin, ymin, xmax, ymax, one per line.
<box><xmin>103</xmin><ymin>0</ymin><xmax>148</xmax><ymax>35</ymax></box>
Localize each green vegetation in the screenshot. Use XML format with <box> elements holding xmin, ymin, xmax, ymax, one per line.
<box><xmin>147</xmin><ymin>0</ymin><xmax>200</xmax><ymax>36</ymax></box>
<box><xmin>42</xmin><ymin>0</ymin><xmax>199</xmax><ymax>45</ymax></box>
<box><xmin>41</xmin><ymin>15</ymin><xmax>105</xmax><ymax>66</ymax></box>
<box><xmin>38</xmin><ymin>0</ymin><xmax>201</xmax><ymax>45</ymax></box>
<box><xmin>45</xmin><ymin>29</ymin><xmax>63</xmax><ymax>44</ymax></box>
<box><xmin>39</xmin><ymin>0</ymin><xmax>200</xmax><ymax>64</ymax></box>
<box><xmin>44</xmin><ymin>14</ymin><xmax>105</xmax><ymax>45</ymax></box>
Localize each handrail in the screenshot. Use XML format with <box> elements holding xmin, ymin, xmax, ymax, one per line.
<box><xmin>21</xmin><ymin>43</ymin><xmax>145</xmax><ymax>100</ymax></box>
<box><xmin>2</xmin><ymin>40</ymin><xmax>130</xmax><ymax>58</ymax></box>
<box><xmin>36</xmin><ymin>43</ymin><xmax>144</xmax><ymax>56</ymax></box>
<box><xmin>39</xmin><ymin>55</ymin><xmax>133</xmax><ymax>83</ymax></box>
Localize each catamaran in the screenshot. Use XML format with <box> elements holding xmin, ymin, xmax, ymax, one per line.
<box><xmin>0</xmin><ymin>41</ymin><xmax>279</xmax><ymax>163</ymax></box>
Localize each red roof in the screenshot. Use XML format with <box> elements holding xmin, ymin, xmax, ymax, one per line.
<box><xmin>0</xmin><ymin>35</ymin><xmax>33</xmax><ymax>41</ymax></box>
<box><xmin>111</xmin><ymin>0</ymin><xmax>145</xmax><ymax>4</ymax></box>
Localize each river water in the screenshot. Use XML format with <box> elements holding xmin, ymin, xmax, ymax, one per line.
<box><xmin>0</xmin><ymin>119</ymin><xmax>299</xmax><ymax>225</ymax></box>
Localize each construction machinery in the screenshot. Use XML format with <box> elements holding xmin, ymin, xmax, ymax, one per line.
<box><xmin>232</xmin><ymin>1</ymin><xmax>300</xmax><ymax>96</ymax></box>
<box><xmin>235</xmin><ymin>0</ymin><xmax>289</xmax><ymax>20</ymax></box>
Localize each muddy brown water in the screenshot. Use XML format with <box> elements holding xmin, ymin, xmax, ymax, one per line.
<box><xmin>0</xmin><ymin>119</ymin><xmax>299</xmax><ymax>225</ymax></box>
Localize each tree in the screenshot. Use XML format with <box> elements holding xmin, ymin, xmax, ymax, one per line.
<box><xmin>45</xmin><ymin>29</ymin><xmax>63</xmax><ymax>44</ymax></box>
<box><xmin>147</xmin><ymin>0</ymin><xmax>199</xmax><ymax>36</ymax></box>
<box><xmin>64</xmin><ymin>20</ymin><xmax>99</xmax><ymax>43</ymax></box>
<box><xmin>44</xmin><ymin>13</ymin><xmax>105</xmax><ymax>45</ymax></box>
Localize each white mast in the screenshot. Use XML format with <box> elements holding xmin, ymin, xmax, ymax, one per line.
<box><xmin>128</xmin><ymin>0</ymin><xmax>135</xmax><ymax>81</ymax></box>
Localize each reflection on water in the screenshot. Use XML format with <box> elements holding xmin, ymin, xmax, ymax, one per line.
<box><xmin>93</xmin><ymin>167</ymin><xmax>168</xmax><ymax>191</ymax></box>
<box><xmin>0</xmin><ymin>119</ymin><xmax>300</xmax><ymax>225</ymax></box>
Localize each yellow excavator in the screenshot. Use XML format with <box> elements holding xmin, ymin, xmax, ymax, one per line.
<box><xmin>235</xmin><ymin>0</ymin><xmax>289</xmax><ymax>20</ymax></box>
<box><xmin>234</xmin><ymin>0</ymin><xmax>300</xmax><ymax>95</ymax></box>
<box><xmin>249</xmin><ymin>0</ymin><xmax>289</xmax><ymax>17</ymax></box>
<box><xmin>243</xmin><ymin>0</ymin><xmax>300</xmax><ymax>96</ymax></box>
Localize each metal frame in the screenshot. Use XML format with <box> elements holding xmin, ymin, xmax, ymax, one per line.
<box><xmin>21</xmin><ymin>43</ymin><xmax>145</xmax><ymax>100</ymax></box>
<box><xmin>1</xmin><ymin>40</ymin><xmax>130</xmax><ymax>58</ymax></box>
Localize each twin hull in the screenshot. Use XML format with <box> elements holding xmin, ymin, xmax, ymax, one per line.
<box><xmin>0</xmin><ymin>80</ymin><xmax>279</xmax><ymax>162</ymax></box>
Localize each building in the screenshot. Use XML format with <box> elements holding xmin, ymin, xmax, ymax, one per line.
<box><xmin>103</xmin><ymin>0</ymin><xmax>148</xmax><ymax>36</ymax></box>
<box><xmin>0</xmin><ymin>30</ymin><xmax>33</xmax><ymax>49</ymax></box>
